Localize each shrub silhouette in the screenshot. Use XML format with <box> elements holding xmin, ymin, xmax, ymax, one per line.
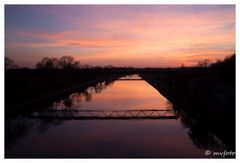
<box><xmin>5</xmin><ymin>57</ymin><xmax>18</xmax><ymax>69</ymax></box>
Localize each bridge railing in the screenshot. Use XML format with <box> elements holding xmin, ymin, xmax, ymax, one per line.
<box><xmin>29</xmin><ymin>109</ymin><xmax>179</xmax><ymax>120</ymax></box>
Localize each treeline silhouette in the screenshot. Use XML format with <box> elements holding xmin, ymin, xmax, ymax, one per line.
<box><xmin>6</xmin><ymin>54</ymin><xmax>235</xmax><ymax>70</ymax></box>
<box><xmin>36</xmin><ymin>56</ymin><xmax>80</xmax><ymax>69</ymax></box>
<box><xmin>36</xmin><ymin>56</ymin><xmax>118</xmax><ymax>70</ymax></box>
<box><xmin>5</xmin><ymin>55</ymin><xmax>122</xmax><ymax>70</ymax></box>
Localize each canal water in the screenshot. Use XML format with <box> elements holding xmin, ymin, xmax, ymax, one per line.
<box><xmin>6</xmin><ymin>74</ymin><xmax>212</xmax><ymax>157</ymax></box>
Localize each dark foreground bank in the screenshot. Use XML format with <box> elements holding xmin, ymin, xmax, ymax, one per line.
<box><xmin>140</xmin><ymin>55</ymin><xmax>235</xmax><ymax>152</ymax></box>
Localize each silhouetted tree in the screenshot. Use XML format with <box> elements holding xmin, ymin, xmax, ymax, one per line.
<box><xmin>58</xmin><ymin>56</ymin><xmax>80</xmax><ymax>69</ymax></box>
<box><xmin>36</xmin><ymin>57</ymin><xmax>59</xmax><ymax>69</ymax></box>
<box><xmin>5</xmin><ymin>57</ymin><xmax>18</xmax><ymax>69</ymax></box>
<box><xmin>181</xmin><ymin>63</ymin><xmax>185</xmax><ymax>68</ymax></box>
<box><xmin>63</xmin><ymin>98</ymin><xmax>73</xmax><ymax>109</ymax></box>
<box><xmin>198</xmin><ymin>59</ymin><xmax>211</xmax><ymax>67</ymax></box>
<box><xmin>210</xmin><ymin>54</ymin><xmax>235</xmax><ymax>68</ymax></box>
<box><xmin>105</xmin><ymin>65</ymin><xmax>115</xmax><ymax>69</ymax></box>
<box><xmin>82</xmin><ymin>64</ymin><xmax>93</xmax><ymax>69</ymax></box>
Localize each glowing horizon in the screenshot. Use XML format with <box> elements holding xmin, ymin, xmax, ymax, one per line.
<box><xmin>5</xmin><ymin>5</ymin><xmax>235</xmax><ymax>68</ymax></box>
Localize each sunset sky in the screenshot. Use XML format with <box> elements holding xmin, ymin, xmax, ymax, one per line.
<box><xmin>5</xmin><ymin>5</ymin><xmax>235</xmax><ymax>68</ymax></box>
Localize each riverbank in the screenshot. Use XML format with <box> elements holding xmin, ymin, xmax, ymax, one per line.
<box><xmin>140</xmin><ymin>58</ymin><xmax>235</xmax><ymax>151</ymax></box>
<box><xmin>5</xmin><ymin>68</ymin><xmax>134</xmax><ymax>113</ymax></box>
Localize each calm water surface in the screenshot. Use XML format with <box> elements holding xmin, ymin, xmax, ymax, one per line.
<box><xmin>52</xmin><ymin>75</ymin><xmax>172</xmax><ymax>110</ymax></box>
<box><xmin>6</xmin><ymin>74</ymin><xmax>210</xmax><ymax>157</ymax></box>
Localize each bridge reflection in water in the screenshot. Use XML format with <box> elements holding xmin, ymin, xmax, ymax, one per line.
<box><xmin>30</xmin><ymin>109</ymin><xmax>179</xmax><ymax>120</ymax></box>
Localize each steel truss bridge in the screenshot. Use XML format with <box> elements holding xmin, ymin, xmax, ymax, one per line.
<box><xmin>29</xmin><ymin>109</ymin><xmax>179</xmax><ymax>120</ymax></box>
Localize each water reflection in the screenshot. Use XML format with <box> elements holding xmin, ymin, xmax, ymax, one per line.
<box><xmin>5</xmin><ymin>74</ymin><xmax>229</xmax><ymax>158</ymax></box>
<box><xmin>5</xmin><ymin>115</ymin><xmax>64</xmax><ymax>150</ymax></box>
<box><xmin>49</xmin><ymin>77</ymin><xmax>171</xmax><ymax>111</ymax></box>
<box><xmin>6</xmin><ymin>79</ymin><xmax>115</xmax><ymax>151</ymax></box>
<box><xmin>50</xmin><ymin>80</ymin><xmax>115</xmax><ymax>110</ymax></box>
<box><xmin>6</xmin><ymin>120</ymin><xmax>207</xmax><ymax>158</ymax></box>
<box><xmin>118</xmin><ymin>74</ymin><xmax>142</xmax><ymax>79</ymax></box>
<box><xmin>179</xmin><ymin>111</ymin><xmax>228</xmax><ymax>151</ymax></box>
